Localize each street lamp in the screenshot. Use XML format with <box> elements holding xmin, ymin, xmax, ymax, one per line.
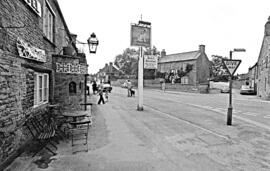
<box><xmin>87</xmin><ymin>32</ymin><xmax>99</xmax><ymax>54</ymax></box>
<box><xmin>227</xmin><ymin>48</ymin><xmax>246</xmax><ymax>125</ymax></box>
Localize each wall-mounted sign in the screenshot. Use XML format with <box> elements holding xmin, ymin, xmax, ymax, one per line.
<box><xmin>17</xmin><ymin>38</ymin><xmax>46</xmax><ymax>62</ymax></box>
<box><xmin>23</xmin><ymin>0</ymin><xmax>42</xmax><ymax>16</ymax></box>
<box><xmin>144</xmin><ymin>55</ymin><xmax>158</xmax><ymax>69</ymax></box>
<box><xmin>56</xmin><ymin>62</ymin><xmax>88</xmax><ymax>74</ymax></box>
<box><xmin>131</xmin><ymin>25</ymin><xmax>151</xmax><ymax>47</ymax></box>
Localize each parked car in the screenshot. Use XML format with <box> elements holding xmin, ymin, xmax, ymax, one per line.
<box><xmin>220</xmin><ymin>85</ymin><xmax>230</xmax><ymax>93</ymax></box>
<box><xmin>103</xmin><ymin>83</ymin><xmax>112</xmax><ymax>93</ymax></box>
<box><xmin>240</xmin><ymin>85</ymin><xmax>256</xmax><ymax>95</ymax></box>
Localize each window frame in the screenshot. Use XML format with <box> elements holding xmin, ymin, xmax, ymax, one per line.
<box><xmin>43</xmin><ymin>0</ymin><xmax>55</xmax><ymax>43</ymax></box>
<box><xmin>34</xmin><ymin>72</ymin><xmax>49</xmax><ymax>107</ymax></box>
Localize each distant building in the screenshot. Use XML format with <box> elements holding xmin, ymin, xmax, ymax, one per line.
<box><xmin>158</xmin><ymin>45</ymin><xmax>211</xmax><ymax>85</ymax></box>
<box><xmin>257</xmin><ymin>17</ymin><xmax>270</xmax><ymax>100</ymax></box>
<box><xmin>97</xmin><ymin>62</ymin><xmax>124</xmax><ymax>82</ymax></box>
<box><xmin>247</xmin><ymin>63</ymin><xmax>258</xmax><ymax>93</ymax></box>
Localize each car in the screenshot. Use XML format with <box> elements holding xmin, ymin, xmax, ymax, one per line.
<box><xmin>220</xmin><ymin>86</ymin><xmax>230</xmax><ymax>93</ymax></box>
<box><xmin>102</xmin><ymin>83</ymin><xmax>112</xmax><ymax>93</ymax></box>
<box><xmin>240</xmin><ymin>85</ymin><xmax>256</xmax><ymax>95</ymax></box>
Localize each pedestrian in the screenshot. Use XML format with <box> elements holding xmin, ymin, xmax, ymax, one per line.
<box><xmin>92</xmin><ymin>81</ymin><xmax>97</xmax><ymax>94</ymax></box>
<box><xmin>162</xmin><ymin>80</ymin><xmax>166</xmax><ymax>92</ymax></box>
<box><xmin>127</xmin><ymin>80</ymin><xmax>132</xmax><ymax>97</ymax></box>
<box><xmin>105</xmin><ymin>90</ymin><xmax>109</xmax><ymax>102</ymax></box>
<box><xmin>97</xmin><ymin>86</ymin><xmax>105</xmax><ymax>105</ymax></box>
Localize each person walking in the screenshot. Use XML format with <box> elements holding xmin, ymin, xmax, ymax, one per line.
<box><xmin>127</xmin><ymin>80</ymin><xmax>132</xmax><ymax>97</ymax></box>
<box><xmin>92</xmin><ymin>81</ymin><xmax>97</xmax><ymax>94</ymax></box>
<box><xmin>97</xmin><ymin>86</ymin><xmax>105</xmax><ymax>105</ymax></box>
<box><xmin>162</xmin><ymin>80</ymin><xmax>166</xmax><ymax>92</ymax></box>
<box><xmin>105</xmin><ymin>90</ymin><xmax>109</xmax><ymax>102</ymax></box>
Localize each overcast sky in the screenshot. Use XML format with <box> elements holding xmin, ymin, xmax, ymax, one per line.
<box><xmin>58</xmin><ymin>0</ymin><xmax>270</xmax><ymax>74</ymax></box>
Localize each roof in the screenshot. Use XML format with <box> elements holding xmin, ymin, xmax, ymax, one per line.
<box><xmin>158</xmin><ymin>50</ymin><xmax>201</xmax><ymax>63</ymax></box>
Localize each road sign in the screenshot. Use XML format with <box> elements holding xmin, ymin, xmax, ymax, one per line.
<box><xmin>222</xmin><ymin>59</ymin><xmax>241</xmax><ymax>76</ymax></box>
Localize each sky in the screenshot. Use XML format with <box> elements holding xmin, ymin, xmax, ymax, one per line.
<box><xmin>58</xmin><ymin>0</ymin><xmax>270</xmax><ymax>74</ymax></box>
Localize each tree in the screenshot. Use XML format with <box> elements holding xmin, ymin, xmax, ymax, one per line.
<box><xmin>210</xmin><ymin>55</ymin><xmax>229</xmax><ymax>81</ymax></box>
<box><xmin>113</xmin><ymin>46</ymin><xmax>160</xmax><ymax>79</ymax></box>
<box><xmin>114</xmin><ymin>48</ymin><xmax>138</xmax><ymax>77</ymax></box>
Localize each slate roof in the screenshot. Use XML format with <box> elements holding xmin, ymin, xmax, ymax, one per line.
<box><xmin>158</xmin><ymin>50</ymin><xmax>201</xmax><ymax>63</ymax></box>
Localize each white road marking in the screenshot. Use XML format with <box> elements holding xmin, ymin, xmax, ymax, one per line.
<box><xmin>145</xmin><ymin>104</ymin><xmax>231</xmax><ymax>141</ymax></box>
<box><xmin>186</xmin><ymin>103</ymin><xmax>270</xmax><ymax>132</ymax></box>
<box><xmin>264</xmin><ymin>115</ymin><xmax>270</xmax><ymax>119</ymax></box>
<box><xmin>242</xmin><ymin>112</ymin><xmax>258</xmax><ymax>116</ymax></box>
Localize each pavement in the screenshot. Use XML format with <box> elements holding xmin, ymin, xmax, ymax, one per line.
<box><xmin>4</xmin><ymin>88</ymin><xmax>270</xmax><ymax>171</ymax></box>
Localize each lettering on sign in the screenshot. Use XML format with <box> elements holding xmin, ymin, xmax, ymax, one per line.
<box><xmin>222</xmin><ymin>59</ymin><xmax>241</xmax><ymax>76</ymax></box>
<box><xmin>56</xmin><ymin>62</ymin><xmax>88</xmax><ymax>74</ymax></box>
<box><xmin>144</xmin><ymin>55</ymin><xmax>158</xmax><ymax>69</ymax></box>
<box><xmin>17</xmin><ymin>38</ymin><xmax>46</xmax><ymax>62</ymax></box>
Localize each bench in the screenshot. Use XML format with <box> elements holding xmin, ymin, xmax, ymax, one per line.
<box><xmin>24</xmin><ymin>115</ymin><xmax>57</xmax><ymax>156</ymax></box>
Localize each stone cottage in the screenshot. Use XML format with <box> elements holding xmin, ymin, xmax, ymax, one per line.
<box><xmin>158</xmin><ymin>45</ymin><xmax>211</xmax><ymax>85</ymax></box>
<box><xmin>0</xmin><ymin>0</ymin><xmax>88</xmax><ymax>168</ymax></box>
<box><xmin>256</xmin><ymin>17</ymin><xmax>270</xmax><ymax>100</ymax></box>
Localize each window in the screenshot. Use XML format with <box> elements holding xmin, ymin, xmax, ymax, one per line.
<box><xmin>43</xmin><ymin>1</ymin><xmax>55</xmax><ymax>42</ymax></box>
<box><xmin>23</xmin><ymin>0</ymin><xmax>41</xmax><ymax>16</ymax></box>
<box><xmin>34</xmin><ymin>72</ymin><xmax>49</xmax><ymax>107</ymax></box>
<box><xmin>69</xmin><ymin>82</ymin><xmax>77</xmax><ymax>94</ymax></box>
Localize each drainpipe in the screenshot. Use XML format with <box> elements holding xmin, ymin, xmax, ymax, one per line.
<box><xmin>84</xmin><ymin>74</ymin><xmax>89</xmax><ymax>111</ymax></box>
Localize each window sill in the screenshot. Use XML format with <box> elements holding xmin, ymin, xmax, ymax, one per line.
<box><xmin>43</xmin><ymin>36</ymin><xmax>56</xmax><ymax>48</ymax></box>
<box><xmin>34</xmin><ymin>101</ymin><xmax>49</xmax><ymax>108</ymax></box>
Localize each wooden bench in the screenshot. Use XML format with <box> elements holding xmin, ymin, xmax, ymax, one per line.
<box><xmin>24</xmin><ymin>115</ymin><xmax>57</xmax><ymax>156</ymax></box>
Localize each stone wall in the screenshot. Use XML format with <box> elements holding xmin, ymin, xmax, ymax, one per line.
<box><xmin>112</xmin><ymin>79</ymin><xmax>209</xmax><ymax>93</ymax></box>
<box><xmin>0</xmin><ymin>0</ymin><xmax>77</xmax><ymax>166</ymax></box>
<box><xmin>53</xmin><ymin>55</ymin><xmax>86</xmax><ymax>110</ymax></box>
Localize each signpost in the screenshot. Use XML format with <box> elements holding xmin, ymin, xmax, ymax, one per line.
<box><xmin>222</xmin><ymin>49</ymin><xmax>244</xmax><ymax>125</ymax></box>
<box><xmin>131</xmin><ymin>20</ymin><xmax>151</xmax><ymax>111</ymax></box>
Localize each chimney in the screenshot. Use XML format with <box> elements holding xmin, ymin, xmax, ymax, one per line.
<box><xmin>109</xmin><ymin>62</ymin><xmax>113</xmax><ymax>73</ymax></box>
<box><xmin>199</xmin><ymin>45</ymin><xmax>205</xmax><ymax>53</ymax></box>
<box><xmin>161</xmin><ymin>49</ymin><xmax>166</xmax><ymax>57</ymax></box>
<box><xmin>265</xmin><ymin>16</ymin><xmax>270</xmax><ymax>36</ymax></box>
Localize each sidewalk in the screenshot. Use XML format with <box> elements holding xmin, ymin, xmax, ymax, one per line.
<box><xmin>5</xmin><ymin>90</ymin><xmax>270</xmax><ymax>171</ymax></box>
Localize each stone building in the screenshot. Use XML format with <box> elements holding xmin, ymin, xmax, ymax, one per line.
<box><xmin>158</xmin><ymin>45</ymin><xmax>211</xmax><ymax>85</ymax></box>
<box><xmin>0</xmin><ymin>0</ymin><xmax>88</xmax><ymax>167</ymax></box>
<box><xmin>97</xmin><ymin>62</ymin><xmax>123</xmax><ymax>82</ymax></box>
<box><xmin>257</xmin><ymin>17</ymin><xmax>270</xmax><ymax>100</ymax></box>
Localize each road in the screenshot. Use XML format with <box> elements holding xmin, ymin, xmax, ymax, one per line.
<box><xmin>108</xmin><ymin>87</ymin><xmax>270</xmax><ymax>170</ymax></box>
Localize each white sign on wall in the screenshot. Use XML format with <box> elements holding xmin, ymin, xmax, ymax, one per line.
<box><xmin>144</xmin><ymin>55</ymin><xmax>158</xmax><ymax>69</ymax></box>
<box><xmin>16</xmin><ymin>38</ymin><xmax>46</xmax><ymax>62</ymax></box>
<box><xmin>56</xmin><ymin>62</ymin><xmax>88</xmax><ymax>74</ymax></box>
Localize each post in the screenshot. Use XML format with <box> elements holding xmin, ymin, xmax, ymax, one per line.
<box><xmin>137</xmin><ymin>46</ymin><xmax>144</xmax><ymax>111</ymax></box>
<box><xmin>227</xmin><ymin>51</ymin><xmax>233</xmax><ymax>125</ymax></box>
<box><xmin>84</xmin><ymin>74</ymin><xmax>88</xmax><ymax>111</ymax></box>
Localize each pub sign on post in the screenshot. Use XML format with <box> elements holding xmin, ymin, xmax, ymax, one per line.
<box><xmin>144</xmin><ymin>55</ymin><xmax>158</xmax><ymax>69</ymax></box>
<box><xmin>130</xmin><ymin>25</ymin><xmax>151</xmax><ymax>47</ymax></box>
<box><xmin>222</xmin><ymin>59</ymin><xmax>242</xmax><ymax>76</ymax></box>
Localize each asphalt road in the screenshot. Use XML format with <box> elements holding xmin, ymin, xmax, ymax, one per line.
<box><xmin>108</xmin><ymin>87</ymin><xmax>270</xmax><ymax>170</ymax></box>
